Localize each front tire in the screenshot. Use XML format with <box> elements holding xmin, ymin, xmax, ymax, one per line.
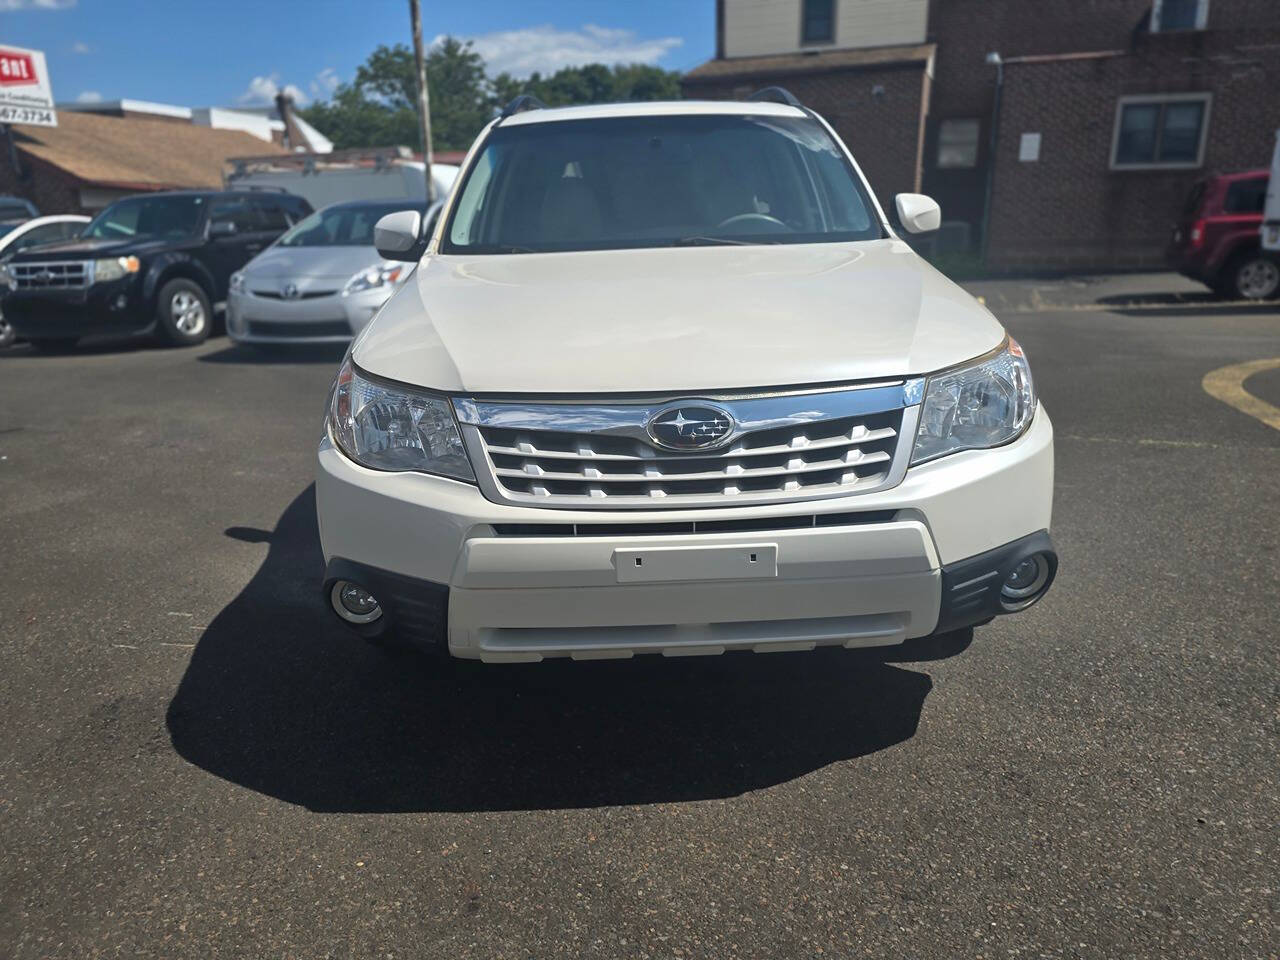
<box><xmin>1222</xmin><ymin>252</ymin><xmax>1280</xmax><ymax>301</ymax></box>
<box><xmin>155</xmin><ymin>278</ymin><xmax>212</xmax><ymax>345</ymax></box>
<box><xmin>0</xmin><ymin>313</ymin><xmax>15</xmax><ymax>350</ymax></box>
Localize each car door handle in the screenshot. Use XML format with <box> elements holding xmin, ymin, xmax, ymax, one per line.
<box><xmin>245</xmin><ymin>243</ymin><xmax>263</xmax><ymax>253</ymax></box>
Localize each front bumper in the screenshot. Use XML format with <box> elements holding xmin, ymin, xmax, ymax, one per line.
<box><xmin>226</xmin><ymin>286</ymin><xmax>391</xmax><ymax>345</ymax></box>
<box><xmin>2</xmin><ymin>277</ymin><xmax>148</xmax><ymax>338</ymax></box>
<box><xmin>316</xmin><ymin>405</ymin><xmax>1055</xmax><ymax>661</ymax></box>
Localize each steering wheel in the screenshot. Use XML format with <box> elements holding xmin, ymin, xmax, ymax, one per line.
<box><xmin>715</xmin><ymin>212</ymin><xmax>789</xmax><ymax>231</ymax></box>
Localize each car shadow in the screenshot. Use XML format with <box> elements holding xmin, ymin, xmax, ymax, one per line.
<box><xmin>167</xmin><ymin>486</ymin><xmax>947</xmax><ymax>813</ymax></box>
<box><xmin>1095</xmin><ymin>291</ymin><xmax>1219</xmax><ymax>307</ymax></box>
<box><xmin>0</xmin><ymin>334</ymin><xmax>168</xmax><ymax>357</ymax></box>
<box><xmin>1094</xmin><ymin>291</ymin><xmax>1280</xmax><ymax>316</ymax></box>
<box><xmin>0</xmin><ymin>309</ymin><xmax>228</xmax><ymax>358</ymax></box>
<box><xmin>198</xmin><ymin>343</ymin><xmax>348</xmax><ymax>365</ymax></box>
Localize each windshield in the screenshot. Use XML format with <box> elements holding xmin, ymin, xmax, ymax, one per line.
<box><xmin>443</xmin><ymin>114</ymin><xmax>883</xmax><ymax>254</ymax></box>
<box><xmin>277</xmin><ymin>202</ymin><xmax>417</xmax><ymax>247</ymax></box>
<box><xmin>85</xmin><ymin>195</ymin><xmax>205</xmax><ymax>240</ymax></box>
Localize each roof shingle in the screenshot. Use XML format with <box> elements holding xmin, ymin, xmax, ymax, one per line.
<box><xmin>11</xmin><ymin>110</ymin><xmax>286</xmax><ymax>190</ymax></box>
<box><xmin>682</xmin><ymin>43</ymin><xmax>936</xmax><ymax>84</ymax></box>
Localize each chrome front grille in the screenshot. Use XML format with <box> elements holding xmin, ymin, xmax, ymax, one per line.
<box><xmin>11</xmin><ymin>260</ymin><xmax>91</xmax><ymax>290</ymax></box>
<box><xmin>455</xmin><ymin>381</ymin><xmax>924</xmax><ymax>509</ymax></box>
<box><xmin>250</xmin><ymin>288</ymin><xmax>339</xmax><ymax>300</ymax></box>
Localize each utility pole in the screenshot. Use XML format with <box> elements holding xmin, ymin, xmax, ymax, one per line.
<box><xmin>409</xmin><ymin>0</ymin><xmax>436</xmax><ymax>204</ymax></box>
<box><xmin>979</xmin><ymin>51</ymin><xmax>1004</xmax><ymax>268</ymax></box>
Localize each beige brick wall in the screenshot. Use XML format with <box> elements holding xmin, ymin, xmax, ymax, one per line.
<box><xmin>724</xmin><ymin>0</ymin><xmax>929</xmax><ymax>58</ymax></box>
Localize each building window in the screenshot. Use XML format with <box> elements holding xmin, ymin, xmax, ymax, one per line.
<box><xmin>1151</xmin><ymin>0</ymin><xmax>1209</xmax><ymax>32</ymax></box>
<box><xmin>802</xmin><ymin>0</ymin><xmax>835</xmax><ymax>45</ymax></box>
<box><xmin>1111</xmin><ymin>94</ymin><xmax>1211</xmax><ymax>169</ymax></box>
<box><xmin>937</xmin><ymin>118</ymin><xmax>980</xmax><ymax>169</ymax></box>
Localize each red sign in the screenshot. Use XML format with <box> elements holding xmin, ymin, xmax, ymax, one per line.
<box><xmin>0</xmin><ymin>51</ymin><xmax>36</xmax><ymax>86</ymax></box>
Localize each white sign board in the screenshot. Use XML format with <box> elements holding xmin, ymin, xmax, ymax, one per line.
<box><xmin>0</xmin><ymin>45</ymin><xmax>56</xmax><ymax>128</ymax></box>
<box><xmin>1019</xmin><ymin>132</ymin><xmax>1041</xmax><ymax>163</ymax></box>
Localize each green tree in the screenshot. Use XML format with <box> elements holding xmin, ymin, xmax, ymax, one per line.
<box><xmin>490</xmin><ymin>62</ymin><xmax>681</xmax><ymax>110</ymax></box>
<box><xmin>301</xmin><ymin>37</ymin><xmax>683</xmax><ymax>151</ymax></box>
<box><xmin>300</xmin><ymin>37</ymin><xmax>489</xmax><ymax>151</ymax></box>
<box><xmin>298</xmin><ymin>86</ymin><xmax>418</xmax><ymax>151</ymax></box>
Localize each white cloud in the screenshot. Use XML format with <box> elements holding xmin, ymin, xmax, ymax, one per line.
<box><xmin>309</xmin><ymin>67</ymin><xmax>340</xmax><ymax>100</ymax></box>
<box><xmin>238</xmin><ymin>73</ymin><xmax>307</xmax><ymax>106</ymax></box>
<box><xmin>0</xmin><ymin>0</ymin><xmax>76</xmax><ymax>9</ymax></box>
<box><xmin>72</xmin><ymin>41</ymin><xmax>89</xmax><ymax>54</ymax></box>
<box><xmin>75</xmin><ymin>90</ymin><xmax>102</xmax><ymax>103</ymax></box>
<box><xmin>447</xmin><ymin>23</ymin><xmax>683</xmax><ymax>77</ymax></box>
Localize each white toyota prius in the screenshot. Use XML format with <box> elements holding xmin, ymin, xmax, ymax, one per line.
<box><xmin>316</xmin><ymin>92</ymin><xmax>1057</xmax><ymax>662</ymax></box>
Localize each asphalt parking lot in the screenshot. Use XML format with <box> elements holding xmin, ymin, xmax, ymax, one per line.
<box><xmin>2</xmin><ymin>274</ymin><xmax>1277</xmax><ymax>958</ymax></box>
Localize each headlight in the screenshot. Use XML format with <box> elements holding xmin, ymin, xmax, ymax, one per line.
<box><xmin>92</xmin><ymin>256</ymin><xmax>140</xmax><ymax>283</ymax></box>
<box><xmin>343</xmin><ymin>263</ymin><xmax>404</xmax><ymax>296</ymax></box>
<box><xmin>911</xmin><ymin>339</ymin><xmax>1035</xmax><ymax>465</ymax></box>
<box><xmin>229</xmin><ymin>271</ymin><xmax>245</xmax><ymax>293</ymax></box>
<box><xmin>326</xmin><ymin>355</ymin><xmax>474</xmax><ymax>481</ymax></box>
<box><xmin>0</xmin><ymin>263</ymin><xmax>14</xmax><ymax>291</ymax></box>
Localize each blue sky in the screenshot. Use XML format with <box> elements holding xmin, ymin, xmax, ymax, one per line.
<box><xmin>3</xmin><ymin>0</ymin><xmax>715</xmax><ymax>108</ymax></box>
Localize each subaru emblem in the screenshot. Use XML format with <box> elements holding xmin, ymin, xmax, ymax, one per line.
<box><xmin>646</xmin><ymin>402</ymin><xmax>735</xmax><ymax>451</ymax></box>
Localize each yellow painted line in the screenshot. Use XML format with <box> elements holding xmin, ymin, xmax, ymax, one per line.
<box><xmin>1201</xmin><ymin>358</ymin><xmax>1280</xmax><ymax>431</ymax></box>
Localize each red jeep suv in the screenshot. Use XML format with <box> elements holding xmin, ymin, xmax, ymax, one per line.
<box><xmin>1167</xmin><ymin>169</ymin><xmax>1278</xmax><ymax>300</ymax></box>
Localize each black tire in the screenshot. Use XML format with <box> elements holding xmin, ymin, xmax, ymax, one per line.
<box><xmin>0</xmin><ymin>314</ymin><xmax>14</xmax><ymax>350</ymax></box>
<box><xmin>27</xmin><ymin>336</ymin><xmax>79</xmax><ymax>353</ymax></box>
<box><xmin>1221</xmin><ymin>250</ymin><xmax>1280</xmax><ymax>301</ymax></box>
<box><xmin>154</xmin><ymin>278</ymin><xmax>212</xmax><ymax>345</ymax></box>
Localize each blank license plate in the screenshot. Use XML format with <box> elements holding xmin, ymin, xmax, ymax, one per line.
<box><xmin>614</xmin><ymin>544</ymin><xmax>778</xmax><ymax>583</ymax></box>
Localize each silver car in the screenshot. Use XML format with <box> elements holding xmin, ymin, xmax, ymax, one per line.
<box><xmin>226</xmin><ymin>199</ymin><xmax>442</xmax><ymax>346</ymax></box>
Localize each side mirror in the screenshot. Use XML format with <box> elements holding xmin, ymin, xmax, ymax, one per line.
<box><xmin>208</xmin><ymin>220</ymin><xmax>237</xmax><ymax>238</ymax></box>
<box><xmin>374</xmin><ymin>210</ymin><xmax>425</xmax><ymax>262</ymax></box>
<box><xmin>894</xmin><ymin>193</ymin><xmax>942</xmax><ymax>234</ymax></box>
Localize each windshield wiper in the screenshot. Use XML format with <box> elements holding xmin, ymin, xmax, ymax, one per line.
<box><xmin>674</xmin><ymin>235</ymin><xmax>764</xmax><ymax>247</ymax></box>
<box><xmin>475</xmin><ymin>244</ymin><xmax>538</xmax><ymax>254</ymax></box>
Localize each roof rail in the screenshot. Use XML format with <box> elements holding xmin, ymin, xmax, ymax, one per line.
<box><xmin>746</xmin><ymin>86</ymin><xmax>804</xmax><ymax>108</ymax></box>
<box><xmin>499</xmin><ymin>94</ymin><xmax>548</xmax><ymax>119</ymax></box>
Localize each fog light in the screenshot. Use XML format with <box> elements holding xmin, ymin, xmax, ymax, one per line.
<box><xmin>330</xmin><ymin>580</ymin><xmax>383</xmax><ymax>624</ymax></box>
<box><xmin>1000</xmin><ymin>554</ymin><xmax>1050</xmax><ymax>608</ymax></box>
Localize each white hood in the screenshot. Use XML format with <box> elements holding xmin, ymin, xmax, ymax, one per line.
<box><xmin>353</xmin><ymin>239</ymin><xmax>1005</xmax><ymax>395</ymax></box>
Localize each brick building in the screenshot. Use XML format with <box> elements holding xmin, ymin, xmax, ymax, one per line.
<box><xmin>682</xmin><ymin>0</ymin><xmax>1280</xmax><ymax>269</ymax></box>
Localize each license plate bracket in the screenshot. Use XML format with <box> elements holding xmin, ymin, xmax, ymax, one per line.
<box><xmin>613</xmin><ymin>543</ymin><xmax>778</xmax><ymax>583</ymax></box>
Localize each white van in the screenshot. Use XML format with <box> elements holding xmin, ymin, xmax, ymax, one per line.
<box><xmin>226</xmin><ymin>148</ymin><xmax>457</xmax><ymax>212</ymax></box>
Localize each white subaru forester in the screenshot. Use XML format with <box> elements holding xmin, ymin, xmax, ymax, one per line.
<box><xmin>316</xmin><ymin>92</ymin><xmax>1056</xmax><ymax>662</ymax></box>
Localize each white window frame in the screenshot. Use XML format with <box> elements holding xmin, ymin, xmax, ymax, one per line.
<box><xmin>1109</xmin><ymin>92</ymin><xmax>1212</xmax><ymax>171</ymax></box>
<box><xmin>1151</xmin><ymin>0</ymin><xmax>1210</xmax><ymax>33</ymax></box>
<box><xmin>800</xmin><ymin>0</ymin><xmax>837</xmax><ymax>47</ymax></box>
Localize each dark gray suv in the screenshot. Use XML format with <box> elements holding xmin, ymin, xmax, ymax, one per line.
<box><xmin>0</xmin><ymin>190</ymin><xmax>311</xmax><ymax>351</ymax></box>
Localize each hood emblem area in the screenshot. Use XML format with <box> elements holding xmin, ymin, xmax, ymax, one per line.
<box><xmin>646</xmin><ymin>402</ymin><xmax>736</xmax><ymax>451</ymax></box>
